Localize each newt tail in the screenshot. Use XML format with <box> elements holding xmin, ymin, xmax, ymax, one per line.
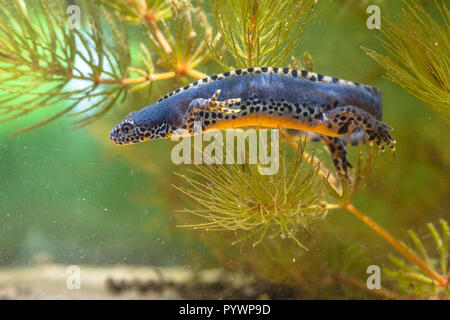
<box><xmin>110</xmin><ymin>67</ymin><xmax>395</xmax><ymax>177</ymax></box>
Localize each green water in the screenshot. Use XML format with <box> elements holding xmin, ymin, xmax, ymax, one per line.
<box><xmin>0</xmin><ymin>117</ymin><xmax>193</xmax><ymax>266</ymax></box>
<box><xmin>0</xmin><ymin>1</ymin><xmax>448</xmax><ymax>299</ymax></box>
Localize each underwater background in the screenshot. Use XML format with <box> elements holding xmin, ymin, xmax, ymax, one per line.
<box><xmin>0</xmin><ymin>0</ymin><xmax>448</xmax><ymax>299</ymax></box>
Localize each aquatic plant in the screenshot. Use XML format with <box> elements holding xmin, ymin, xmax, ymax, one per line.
<box><xmin>363</xmin><ymin>0</ymin><xmax>450</xmax><ymax>120</ymax></box>
<box><xmin>0</xmin><ymin>0</ymin><xmax>448</xmax><ymax>299</ymax></box>
<box><xmin>209</xmin><ymin>0</ymin><xmax>317</xmax><ymax>68</ymax></box>
<box><xmin>174</xmin><ymin>0</ymin><xmax>449</xmax><ymax>297</ymax></box>
<box><xmin>0</xmin><ymin>0</ymin><xmax>219</xmax><ymax>134</ymax></box>
<box><xmin>174</xmin><ymin>146</ymin><xmax>327</xmax><ymax>249</ymax></box>
<box><xmin>385</xmin><ymin>220</ymin><xmax>449</xmax><ymax>299</ymax></box>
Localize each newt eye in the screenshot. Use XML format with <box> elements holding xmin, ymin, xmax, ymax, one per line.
<box><xmin>121</xmin><ymin>122</ymin><xmax>133</xmax><ymax>134</ymax></box>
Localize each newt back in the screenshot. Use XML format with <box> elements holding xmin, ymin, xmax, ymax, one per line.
<box><xmin>110</xmin><ymin>67</ymin><xmax>394</xmax><ymax>177</ymax></box>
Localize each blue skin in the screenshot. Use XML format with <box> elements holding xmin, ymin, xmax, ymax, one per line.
<box><xmin>109</xmin><ymin>71</ymin><xmax>386</xmax><ymax>149</ymax></box>
<box><xmin>109</xmin><ymin>70</ymin><xmax>394</xmax><ymax>177</ymax></box>
<box><xmin>123</xmin><ymin>73</ymin><xmax>381</xmax><ymax>128</ymax></box>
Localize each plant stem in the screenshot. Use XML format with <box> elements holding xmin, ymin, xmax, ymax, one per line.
<box><xmin>146</xmin><ymin>17</ymin><xmax>173</xmax><ymax>55</ymax></box>
<box><xmin>281</xmin><ymin>129</ymin><xmax>448</xmax><ymax>288</ymax></box>
<box><xmin>332</xmin><ymin>272</ymin><xmax>402</xmax><ymax>299</ymax></box>
<box><xmin>343</xmin><ymin>201</ymin><xmax>448</xmax><ymax>287</ymax></box>
<box><xmin>186</xmin><ymin>68</ymin><xmax>208</xmax><ymax>79</ymax></box>
<box><xmin>138</xmin><ymin>3</ymin><xmax>207</xmax><ymax>80</ymax></box>
<box><xmin>308</xmin><ymin>203</ymin><xmax>340</xmax><ymax>210</ymax></box>
<box><xmin>136</xmin><ymin>0</ymin><xmax>172</xmax><ymax>56</ymax></box>
<box><xmin>247</xmin><ymin>1</ymin><xmax>258</xmax><ymax>67</ymax></box>
<box><xmin>93</xmin><ymin>72</ymin><xmax>176</xmax><ymax>85</ymax></box>
<box><xmin>280</xmin><ymin>129</ymin><xmax>341</xmax><ymax>194</ymax></box>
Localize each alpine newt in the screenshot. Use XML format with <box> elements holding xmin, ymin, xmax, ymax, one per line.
<box><xmin>110</xmin><ymin>67</ymin><xmax>395</xmax><ymax>176</ymax></box>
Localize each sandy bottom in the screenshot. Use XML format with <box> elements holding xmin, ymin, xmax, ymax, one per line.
<box><xmin>0</xmin><ymin>263</ymin><xmax>264</xmax><ymax>300</ymax></box>
<box><xmin>0</xmin><ymin>264</ymin><xmax>242</xmax><ymax>299</ymax></box>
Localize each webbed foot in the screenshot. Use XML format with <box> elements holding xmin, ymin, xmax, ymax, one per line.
<box><xmin>325</xmin><ymin>106</ymin><xmax>396</xmax><ymax>153</ymax></box>
<box><xmin>189</xmin><ymin>89</ymin><xmax>241</xmax><ymax>114</ymax></box>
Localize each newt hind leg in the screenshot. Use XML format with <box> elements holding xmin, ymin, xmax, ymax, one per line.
<box><xmin>321</xmin><ymin>106</ymin><xmax>395</xmax><ymax>179</ymax></box>
<box><xmin>321</xmin><ymin>135</ymin><xmax>353</xmax><ymax>178</ymax></box>
<box><xmin>293</xmin><ymin>127</ymin><xmax>365</xmax><ymax>178</ymax></box>
<box><xmin>324</xmin><ymin>106</ymin><xmax>395</xmax><ymax>152</ymax></box>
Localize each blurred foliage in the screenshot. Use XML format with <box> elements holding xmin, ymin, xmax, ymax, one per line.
<box><xmin>385</xmin><ymin>220</ymin><xmax>449</xmax><ymax>299</ymax></box>
<box><xmin>363</xmin><ymin>0</ymin><xmax>450</xmax><ymax>120</ymax></box>
<box><xmin>97</xmin><ymin>0</ymin><xmax>172</xmax><ymax>23</ymax></box>
<box><xmin>0</xmin><ymin>0</ymin><xmax>449</xmax><ymax>299</ymax></box>
<box><xmin>334</xmin><ymin>0</ymin><xmax>385</xmax><ymax>18</ymax></box>
<box><xmin>0</xmin><ymin>1</ymin><xmax>131</xmax><ymax>133</ymax></box>
<box><xmin>0</xmin><ymin>0</ymin><xmax>220</xmax><ymax>134</ymax></box>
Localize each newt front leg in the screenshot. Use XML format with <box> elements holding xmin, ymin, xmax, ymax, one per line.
<box><xmin>178</xmin><ymin>90</ymin><xmax>241</xmax><ymax>135</ymax></box>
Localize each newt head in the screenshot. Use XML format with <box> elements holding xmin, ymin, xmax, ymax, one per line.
<box><xmin>109</xmin><ymin>110</ymin><xmax>169</xmax><ymax>145</ymax></box>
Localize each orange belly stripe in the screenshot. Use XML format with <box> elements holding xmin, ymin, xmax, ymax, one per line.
<box><xmin>204</xmin><ymin>114</ymin><xmax>339</xmax><ymax>137</ymax></box>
